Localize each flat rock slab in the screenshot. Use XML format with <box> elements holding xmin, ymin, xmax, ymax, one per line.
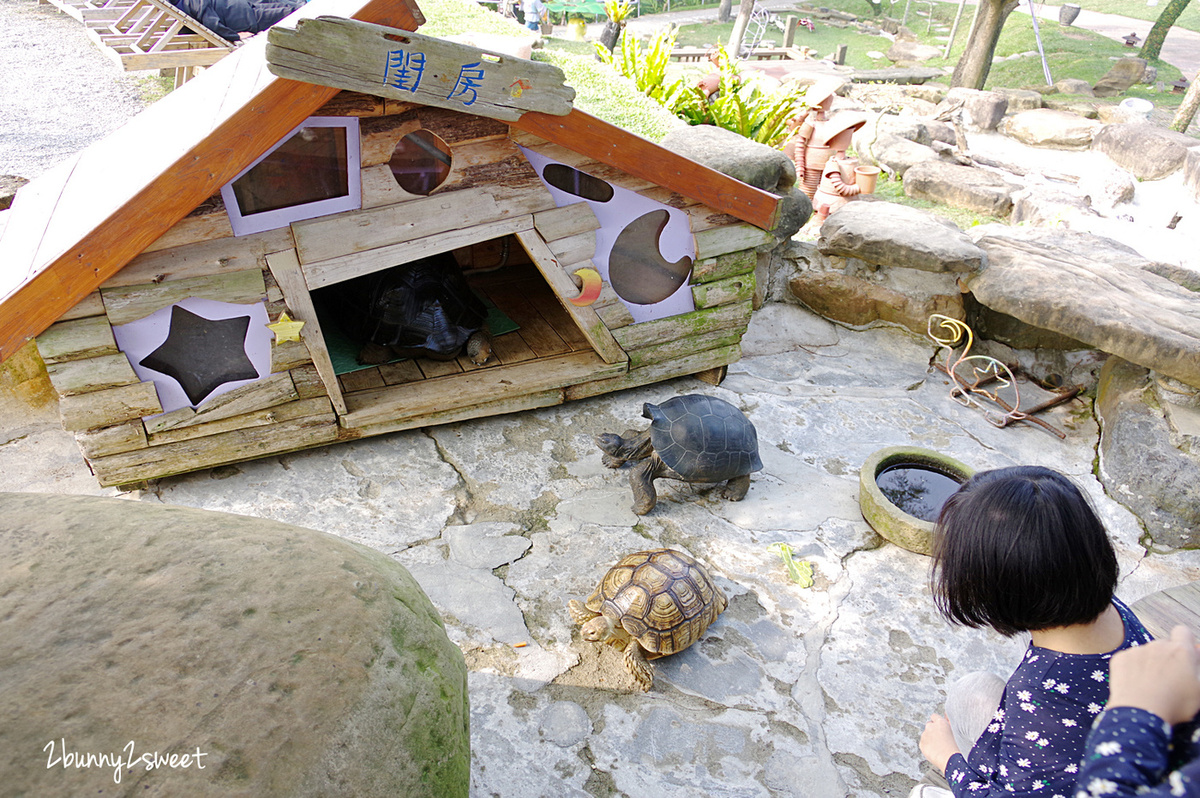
<box><xmin>1000</xmin><ymin>108</ymin><xmax>1102</xmax><ymax>149</ymax></box>
<box><xmin>1092</xmin><ymin>122</ymin><xmax>1200</xmax><ymax>181</ymax></box>
<box><xmin>967</xmin><ymin>230</ymin><xmax>1200</xmax><ymax>389</ymax></box>
<box><xmin>902</xmin><ymin>160</ymin><xmax>1018</xmax><ymax>217</ymax></box>
<box><xmin>850</xmin><ymin>66</ymin><xmax>944</xmax><ymax>84</ymax></box>
<box><xmin>817</xmin><ymin>200</ymin><xmax>984</xmax><ymax>273</ymax></box>
<box><xmin>0</xmin><ymin>493</ymin><xmax>470</xmax><ymax>798</ymax></box>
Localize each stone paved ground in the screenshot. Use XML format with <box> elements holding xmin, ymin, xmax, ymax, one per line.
<box><xmin>4</xmin><ymin>1</ymin><xmax>1200</xmax><ymax>794</ymax></box>
<box><xmin>6</xmin><ymin>304</ymin><xmax>1200</xmax><ymax>796</ymax></box>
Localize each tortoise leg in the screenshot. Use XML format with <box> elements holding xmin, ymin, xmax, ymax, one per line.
<box><xmin>595</xmin><ymin>429</ymin><xmax>652</xmax><ymax>469</ymax></box>
<box><xmin>357</xmin><ymin>342</ymin><xmax>393</xmax><ymax>365</ymax></box>
<box><xmin>466</xmin><ymin>329</ymin><xmax>493</xmax><ymax>366</ymax></box>
<box><xmin>630</xmin><ymin>457</ymin><xmax>665</xmax><ymax>515</ymax></box>
<box><xmin>722</xmin><ymin>474</ymin><xmax>752</xmax><ymax>502</ymax></box>
<box><xmin>567</xmin><ymin>598</ymin><xmax>598</xmax><ymax>625</ymax></box>
<box><xmin>623</xmin><ymin>642</ymin><xmax>655</xmax><ymax>691</ymax></box>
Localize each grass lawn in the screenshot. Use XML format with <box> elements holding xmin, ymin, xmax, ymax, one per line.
<box><xmin>806</xmin><ymin>0</ymin><xmax>1185</xmax><ymax>103</ymax></box>
<box><xmin>673</xmin><ymin>19</ymin><xmax>899</xmax><ymax>70</ymax></box>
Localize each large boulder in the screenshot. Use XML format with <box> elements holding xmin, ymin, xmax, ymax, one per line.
<box><xmin>1092</xmin><ymin>57</ymin><xmax>1148</xmax><ymax>97</ymax></box>
<box><xmin>993</xmin><ymin>88</ymin><xmax>1043</xmax><ymax>111</ymax></box>
<box><xmin>1054</xmin><ymin>78</ymin><xmax>1095</xmax><ymax>96</ymax></box>
<box><xmin>999</xmin><ymin>108</ymin><xmax>1102</xmax><ymax>149</ymax></box>
<box><xmin>1092</xmin><ymin>123</ymin><xmax>1200</xmax><ymax>181</ymax></box>
<box><xmin>661</xmin><ymin>124</ymin><xmax>795</xmax><ymax>192</ymax></box>
<box><xmin>965</xmin><ymin>229</ymin><xmax>1200</xmax><ymax>389</ymax></box>
<box><xmin>1008</xmin><ymin>184</ymin><xmax>1097</xmax><ymax>228</ymax></box>
<box><xmin>784</xmin><ymin>202</ymin><xmax>982</xmax><ymax>334</ymax></box>
<box><xmin>1096</xmin><ymin>358</ymin><xmax>1200</xmax><ymax>548</ymax></box>
<box><xmin>786</xmin><ymin>242</ymin><xmax>967</xmax><ymax>334</ymax></box>
<box><xmin>660</xmin><ymin>124</ymin><xmax>811</xmax><ymax>238</ymax></box>
<box><xmin>817</xmin><ymin>200</ymin><xmax>985</xmax><ymax>273</ymax></box>
<box><xmin>0</xmin><ymin>494</ymin><xmax>470</xmax><ymax>798</ymax></box>
<box><xmin>902</xmin><ymin>161</ymin><xmax>1018</xmax><ymax>218</ymax></box>
<box><xmin>874</xmin><ymin>114</ymin><xmax>956</xmax><ymax>148</ymax></box>
<box><xmin>942</xmin><ymin>87</ymin><xmax>1008</xmax><ymax>130</ymax></box>
<box><xmin>860</xmin><ymin>132</ymin><xmax>939</xmax><ymax>177</ymax></box>
<box><xmin>1041</xmin><ymin>97</ymin><xmax>1099</xmax><ymax>118</ymax></box>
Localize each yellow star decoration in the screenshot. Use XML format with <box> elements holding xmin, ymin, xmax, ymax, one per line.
<box><xmin>267</xmin><ymin>312</ymin><xmax>305</xmax><ymax>344</ymax></box>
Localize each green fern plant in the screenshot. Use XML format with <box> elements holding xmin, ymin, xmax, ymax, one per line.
<box><xmin>664</xmin><ymin>46</ymin><xmax>809</xmax><ymax>146</ymax></box>
<box><xmin>595</xmin><ymin>25</ymin><xmax>680</xmax><ymax>101</ymax></box>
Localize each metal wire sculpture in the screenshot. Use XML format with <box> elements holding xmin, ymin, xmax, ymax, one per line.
<box><xmin>927</xmin><ymin>314</ymin><xmax>1029</xmax><ymax>430</ymax></box>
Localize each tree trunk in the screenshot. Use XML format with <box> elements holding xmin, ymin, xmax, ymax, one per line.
<box><xmin>717</xmin><ymin>0</ymin><xmax>732</xmax><ymax>23</ymax></box>
<box><xmin>1171</xmin><ymin>70</ymin><xmax>1200</xmax><ymax>132</ymax></box>
<box><xmin>950</xmin><ymin>0</ymin><xmax>1018</xmax><ymax>89</ymax></box>
<box><xmin>1140</xmin><ymin>0</ymin><xmax>1192</xmax><ymax>60</ymax></box>
<box><xmin>727</xmin><ymin>0</ymin><xmax>755</xmax><ymax>54</ymax></box>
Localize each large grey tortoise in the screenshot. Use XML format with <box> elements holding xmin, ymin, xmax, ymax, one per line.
<box><xmin>567</xmin><ymin>548</ymin><xmax>727</xmax><ymax>691</ymax></box>
<box><xmin>596</xmin><ymin>394</ymin><xmax>763</xmax><ymax>515</ymax></box>
<box><xmin>323</xmin><ymin>251</ymin><xmax>492</xmax><ymax>366</ymax></box>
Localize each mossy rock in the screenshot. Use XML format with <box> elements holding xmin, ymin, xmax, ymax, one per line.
<box><xmin>0</xmin><ymin>493</ymin><xmax>469</xmax><ymax>797</ymax></box>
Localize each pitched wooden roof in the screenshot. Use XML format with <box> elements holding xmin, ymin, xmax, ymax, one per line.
<box><xmin>0</xmin><ymin>0</ymin><xmax>780</xmax><ymax>363</ymax></box>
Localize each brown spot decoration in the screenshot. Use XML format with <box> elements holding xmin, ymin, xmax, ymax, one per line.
<box><xmin>608</xmin><ymin>210</ymin><xmax>693</xmax><ymax>306</ymax></box>
<box><xmin>389</xmin><ymin>129</ymin><xmax>452</xmax><ymax>196</ymax></box>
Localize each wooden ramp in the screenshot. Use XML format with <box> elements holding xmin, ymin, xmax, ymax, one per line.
<box><xmin>80</xmin><ymin>0</ymin><xmax>234</xmax><ymax>86</ymax></box>
<box><xmin>1131</xmin><ymin>581</ymin><xmax>1200</xmax><ymax>639</ymax></box>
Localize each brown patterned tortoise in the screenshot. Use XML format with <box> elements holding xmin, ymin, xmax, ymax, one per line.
<box><xmin>567</xmin><ymin>548</ymin><xmax>727</xmax><ymax>691</ymax></box>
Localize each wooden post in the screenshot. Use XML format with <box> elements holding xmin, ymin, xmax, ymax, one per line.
<box><xmin>783</xmin><ymin>15</ymin><xmax>798</xmax><ymax>48</ymax></box>
<box><xmin>834</xmin><ymin>44</ymin><xmax>847</xmax><ymax>64</ymax></box>
<box><xmin>943</xmin><ymin>0</ymin><xmax>968</xmax><ymax>58</ymax></box>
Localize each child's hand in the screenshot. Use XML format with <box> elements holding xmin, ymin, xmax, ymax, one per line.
<box><xmin>1107</xmin><ymin>625</ymin><xmax>1200</xmax><ymax>726</ymax></box>
<box><xmin>919</xmin><ymin>713</ymin><xmax>962</xmax><ymax>775</ymax></box>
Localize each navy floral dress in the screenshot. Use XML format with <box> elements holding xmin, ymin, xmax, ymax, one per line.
<box><xmin>945</xmin><ymin>599</ymin><xmax>1153</xmax><ymax>797</ymax></box>
<box><xmin>1075</xmin><ymin>706</ymin><xmax>1200</xmax><ymax>797</ymax></box>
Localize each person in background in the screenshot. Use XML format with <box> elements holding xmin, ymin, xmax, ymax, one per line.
<box><xmin>521</xmin><ymin>0</ymin><xmax>546</xmax><ymax>33</ymax></box>
<box><xmin>168</xmin><ymin>0</ymin><xmax>305</xmax><ymax>43</ymax></box>
<box><xmin>1075</xmin><ymin>624</ymin><xmax>1200</xmax><ymax>797</ymax></box>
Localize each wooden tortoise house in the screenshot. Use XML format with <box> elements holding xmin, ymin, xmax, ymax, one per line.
<box><xmin>0</xmin><ymin>0</ymin><xmax>784</xmax><ymax>487</ymax></box>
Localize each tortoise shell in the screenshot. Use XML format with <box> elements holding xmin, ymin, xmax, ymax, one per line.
<box><xmin>586</xmin><ymin>548</ymin><xmax>727</xmax><ymax>656</ymax></box>
<box><xmin>644</xmin><ymin>395</ymin><xmax>763</xmax><ymax>483</ymax></box>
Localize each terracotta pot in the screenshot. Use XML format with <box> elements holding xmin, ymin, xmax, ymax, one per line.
<box><xmin>854</xmin><ymin>165</ymin><xmax>880</xmax><ymax>194</ymax></box>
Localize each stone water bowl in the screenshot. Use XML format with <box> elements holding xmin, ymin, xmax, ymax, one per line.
<box><xmin>858</xmin><ymin>446</ymin><xmax>975</xmax><ymax>555</ymax></box>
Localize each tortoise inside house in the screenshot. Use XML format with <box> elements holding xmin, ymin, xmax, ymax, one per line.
<box><xmin>568</xmin><ymin>548</ymin><xmax>728</xmax><ymax>691</ymax></box>
<box><xmin>596</xmin><ymin>394</ymin><xmax>763</xmax><ymax>515</ymax></box>
<box><xmin>320</xmin><ymin>251</ymin><xmax>493</xmax><ymax>366</ymax></box>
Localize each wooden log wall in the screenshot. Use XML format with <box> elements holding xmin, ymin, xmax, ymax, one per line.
<box><xmin>33</xmin><ymin>90</ymin><xmax>775</xmax><ymax>487</ymax></box>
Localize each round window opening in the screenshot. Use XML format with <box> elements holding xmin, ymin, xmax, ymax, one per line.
<box><xmin>389</xmin><ymin>129</ymin><xmax>452</xmax><ymax>196</ymax></box>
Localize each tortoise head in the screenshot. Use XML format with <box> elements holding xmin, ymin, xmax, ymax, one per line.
<box><xmin>580</xmin><ymin>613</ymin><xmax>617</xmax><ymax>643</ymax></box>
<box><xmin>641</xmin><ymin>402</ymin><xmax>663</xmax><ymax>422</ymax></box>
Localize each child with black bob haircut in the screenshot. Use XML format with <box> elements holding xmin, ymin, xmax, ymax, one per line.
<box><xmin>911</xmin><ymin>465</ymin><xmax>1152</xmax><ymax>798</ymax></box>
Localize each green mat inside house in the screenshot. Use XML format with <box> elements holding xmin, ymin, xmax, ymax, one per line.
<box><xmin>316</xmin><ymin>293</ymin><xmax>519</xmax><ymax>376</ymax></box>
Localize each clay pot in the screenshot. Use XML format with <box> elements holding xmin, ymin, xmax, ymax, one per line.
<box><xmin>1059</xmin><ymin>3</ymin><xmax>1081</xmax><ymax>26</ymax></box>
<box><xmin>858</xmin><ymin>446</ymin><xmax>975</xmax><ymax>555</ymax></box>
<box><xmin>854</xmin><ymin>165</ymin><xmax>880</xmax><ymax>194</ymax></box>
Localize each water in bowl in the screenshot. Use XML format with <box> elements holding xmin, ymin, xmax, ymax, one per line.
<box><xmin>875</xmin><ymin>464</ymin><xmax>963</xmax><ymax>523</ymax></box>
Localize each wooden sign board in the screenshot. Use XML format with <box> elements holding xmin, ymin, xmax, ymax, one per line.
<box><xmin>266</xmin><ymin>17</ymin><xmax>575</xmax><ymax>122</ymax></box>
